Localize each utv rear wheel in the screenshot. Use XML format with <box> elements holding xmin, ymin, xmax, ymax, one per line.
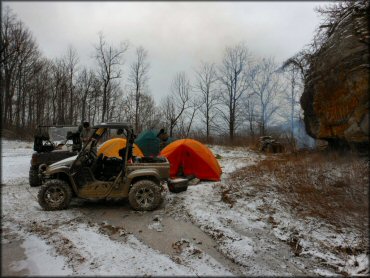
<box><xmin>29</xmin><ymin>168</ymin><xmax>40</xmax><ymax>187</ymax></box>
<box><xmin>129</xmin><ymin>180</ymin><xmax>162</xmax><ymax>211</ymax></box>
<box><xmin>37</xmin><ymin>179</ymin><xmax>72</xmax><ymax>211</ymax></box>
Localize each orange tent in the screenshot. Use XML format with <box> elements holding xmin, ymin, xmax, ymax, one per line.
<box><xmin>159</xmin><ymin>139</ymin><xmax>222</xmax><ymax>181</ymax></box>
<box><xmin>98</xmin><ymin>138</ymin><xmax>144</xmax><ymax>159</ymax></box>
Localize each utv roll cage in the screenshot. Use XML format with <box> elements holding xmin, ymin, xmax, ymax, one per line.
<box><xmin>34</xmin><ymin>124</ymin><xmax>81</xmax><ymax>153</ymax></box>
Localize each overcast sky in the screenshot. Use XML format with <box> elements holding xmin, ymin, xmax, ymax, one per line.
<box><xmin>4</xmin><ymin>1</ymin><xmax>327</xmax><ymax>101</ymax></box>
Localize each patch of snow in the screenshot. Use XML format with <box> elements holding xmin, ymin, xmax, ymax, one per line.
<box><xmin>1</xmin><ymin>139</ymin><xmax>33</xmax><ymax>184</ymax></box>
<box><xmin>222</xmin><ymin>237</ymin><xmax>255</xmax><ymax>260</ymax></box>
<box><xmin>340</xmin><ymin>253</ymin><xmax>369</xmax><ymax>276</ymax></box>
<box><xmin>313</xmin><ymin>268</ymin><xmax>339</xmax><ymax>276</ymax></box>
<box><xmin>57</xmin><ymin>223</ymin><xmax>231</xmax><ymax>276</ymax></box>
<box><xmin>10</xmin><ymin>235</ymin><xmax>73</xmax><ymax>275</ymax></box>
<box><xmin>148</xmin><ymin>221</ymin><xmax>164</xmax><ymax>232</ymax></box>
<box><xmin>174</xmin><ymin>239</ymin><xmax>234</xmax><ymax>276</ymax></box>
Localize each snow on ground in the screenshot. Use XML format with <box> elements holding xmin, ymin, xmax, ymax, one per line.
<box><xmin>1</xmin><ymin>139</ymin><xmax>33</xmax><ymax>184</ymax></box>
<box><xmin>9</xmin><ymin>234</ymin><xmax>73</xmax><ymax>275</ymax></box>
<box><xmin>1</xmin><ymin>139</ymin><xmax>233</xmax><ymax>276</ymax></box>
<box><xmin>54</xmin><ymin>223</ymin><xmax>232</xmax><ymax>276</ymax></box>
<box><xmin>1</xmin><ymin>139</ymin><xmax>368</xmax><ymax>276</ymax></box>
<box><xmin>164</xmin><ymin>148</ymin><xmax>318</xmax><ymax>275</ymax></box>
<box><xmin>209</xmin><ymin>144</ymin><xmax>263</xmax><ymax>174</ymax></box>
<box><xmin>165</xmin><ymin>145</ymin><xmax>369</xmax><ymax>276</ymax></box>
<box><xmin>2</xmin><ymin>182</ymin><xmax>232</xmax><ymax>276</ymax></box>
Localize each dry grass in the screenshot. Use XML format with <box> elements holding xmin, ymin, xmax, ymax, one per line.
<box><xmin>1</xmin><ymin>127</ymin><xmax>35</xmax><ymax>140</ymax></box>
<box><xmin>230</xmin><ymin>151</ymin><xmax>369</xmax><ymax>233</ymax></box>
<box><xmin>219</xmin><ymin>150</ymin><xmax>369</xmax><ymax>274</ymax></box>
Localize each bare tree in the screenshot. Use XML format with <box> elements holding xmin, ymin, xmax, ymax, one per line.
<box><xmin>127</xmin><ymin>46</ymin><xmax>150</xmax><ymax>132</ymax></box>
<box><xmin>50</xmin><ymin>58</ymin><xmax>69</xmax><ymax>124</ymax></box>
<box><xmin>185</xmin><ymin>97</ymin><xmax>202</xmax><ymax>138</ymax></box>
<box><xmin>161</xmin><ymin>72</ymin><xmax>191</xmax><ymax>137</ymax></box>
<box><xmin>1</xmin><ymin>7</ymin><xmax>39</xmax><ymax>128</ymax></box>
<box><xmin>175</xmin><ymin>94</ymin><xmax>202</xmax><ymax>138</ymax></box>
<box><xmin>107</xmin><ymin>82</ymin><xmax>124</xmax><ymax>121</ymax></box>
<box><xmin>94</xmin><ymin>32</ymin><xmax>129</xmax><ymax>122</ymax></box>
<box><xmin>138</xmin><ymin>93</ymin><xmax>161</xmax><ymax>130</ymax></box>
<box><xmin>218</xmin><ymin>43</ymin><xmax>252</xmax><ymax>142</ymax></box>
<box><xmin>250</xmin><ymin>57</ymin><xmax>284</xmax><ymax>136</ymax></box>
<box><xmin>14</xmin><ymin>29</ymin><xmax>39</xmax><ymax>127</ymax></box>
<box><xmin>64</xmin><ymin>46</ymin><xmax>79</xmax><ymax>124</ymax></box>
<box><xmin>242</xmin><ymin>95</ymin><xmax>258</xmax><ymax>137</ymax></box>
<box><xmin>194</xmin><ymin>61</ymin><xmax>219</xmax><ymax>141</ymax></box>
<box><xmin>76</xmin><ymin>68</ymin><xmax>97</xmax><ymax>123</ymax></box>
<box><xmin>280</xmin><ymin>61</ymin><xmax>303</xmax><ymax>143</ymax></box>
<box><xmin>88</xmin><ymin>77</ymin><xmax>103</xmax><ymax>124</ymax></box>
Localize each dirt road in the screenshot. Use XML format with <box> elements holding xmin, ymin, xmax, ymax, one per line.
<box><xmin>3</xmin><ymin>141</ymin><xmax>350</xmax><ymax>276</ymax></box>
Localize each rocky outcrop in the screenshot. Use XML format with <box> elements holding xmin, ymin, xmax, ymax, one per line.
<box><xmin>301</xmin><ymin>1</ymin><xmax>369</xmax><ymax>150</ymax></box>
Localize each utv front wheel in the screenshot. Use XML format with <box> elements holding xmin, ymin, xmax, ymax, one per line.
<box><xmin>29</xmin><ymin>168</ymin><xmax>40</xmax><ymax>187</ymax></box>
<box><xmin>37</xmin><ymin>179</ymin><xmax>72</xmax><ymax>211</ymax></box>
<box><xmin>129</xmin><ymin>180</ymin><xmax>162</xmax><ymax>211</ymax></box>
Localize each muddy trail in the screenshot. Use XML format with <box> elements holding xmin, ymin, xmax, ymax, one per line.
<box><xmin>2</xmin><ymin>183</ymin><xmax>243</xmax><ymax>275</ymax></box>
<box><xmin>2</xmin><ymin>180</ymin><xmax>316</xmax><ymax>276</ymax></box>
<box><xmin>78</xmin><ymin>200</ymin><xmax>246</xmax><ymax>275</ymax></box>
<box><xmin>3</xmin><ymin>142</ymin><xmax>353</xmax><ymax>276</ymax></box>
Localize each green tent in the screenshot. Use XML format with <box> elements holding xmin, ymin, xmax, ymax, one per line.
<box><xmin>134</xmin><ymin>130</ymin><xmax>175</xmax><ymax>157</ymax></box>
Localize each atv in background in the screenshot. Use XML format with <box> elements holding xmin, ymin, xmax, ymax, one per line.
<box><xmin>29</xmin><ymin>125</ymin><xmax>82</xmax><ymax>187</ymax></box>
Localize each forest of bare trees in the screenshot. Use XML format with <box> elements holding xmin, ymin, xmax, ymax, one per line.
<box><xmin>1</xmin><ymin>6</ymin><xmax>306</xmax><ymax>144</ymax></box>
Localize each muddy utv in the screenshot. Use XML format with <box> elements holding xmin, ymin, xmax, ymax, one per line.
<box><xmin>37</xmin><ymin>123</ymin><xmax>181</xmax><ymax>211</ymax></box>
<box><xmin>29</xmin><ymin>125</ymin><xmax>82</xmax><ymax>187</ymax></box>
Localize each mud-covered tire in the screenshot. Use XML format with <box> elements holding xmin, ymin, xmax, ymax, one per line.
<box><xmin>37</xmin><ymin>179</ymin><xmax>72</xmax><ymax>211</ymax></box>
<box><xmin>29</xmin><ymin>168</ymin><xmax>40</xmax><ymax>187</ymax></box>
<box><xmin>129</xmin><ymin>180</ymin><xmax>162</xmax><ymax>211</ymax></box>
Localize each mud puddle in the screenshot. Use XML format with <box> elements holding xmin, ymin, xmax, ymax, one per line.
<box><xmin>1</xmin><ymin>232</ymin><xmax>30</xmax><ymax>276</ymax></box>
<box><xmin>77</xmin><ymin>200</ymin><xmax>243</xmax><ymax>275</ymax></box>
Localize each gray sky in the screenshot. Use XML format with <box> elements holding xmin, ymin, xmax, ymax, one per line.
<box><xmin>5</xmin><ymin>1</ymin><xmax>326</xmax><ymax>101</ymax></box>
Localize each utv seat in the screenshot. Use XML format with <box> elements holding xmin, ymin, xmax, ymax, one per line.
<box><xmin>34</xmin><ymin>133</ymin><xmax>54</xmax><ymax>153</ymax></box>
<box><xmin>94</xmin><ymin>153</ymin><xmax>122</xmax><ymax>181</ymax></box>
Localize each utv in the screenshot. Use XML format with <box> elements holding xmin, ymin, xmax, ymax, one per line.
<box><xmin>37</xmin><ymin>123</ymin><xmax>179</xmax><ymax>211</ymax></box>
<box><xmin>29</xmin><ymin>125</ymin><xmax>82</xmax><ymax>187</ymax></box>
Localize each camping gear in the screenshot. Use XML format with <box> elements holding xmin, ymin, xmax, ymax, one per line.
<box><xmin>98</xmin><ymin>138</ymin><xmax>144</xmax><ymax>159</ymax></box>
<box><xmin>259</xmin><ymin>136</ymin><xmax>284</xmax><ymax>153</ymax></box>
<box><xmin>135</xmin><ymin>130</ymin><xmax>175</xmax><ymax>157</ymax></box>
<box><xmin>159</xmin><ymin>139</ymin><xmax>222</xmax><ymax>181</ymax></box>
<box><xmin>167</xmin><ymin>177</ymin><xmax>189</xmax><ymax>193</ymax></box>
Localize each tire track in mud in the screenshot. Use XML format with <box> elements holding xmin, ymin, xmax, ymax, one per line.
<box><xmin>26</xmin><ymin>221</ymin><xmax>86</xmax><ymax>273</ymax></box>
<box><xmin>2</xmin><ymin>181</ymin><xmax>240</xmax><ymax>275</ymax></box>
<box><xmin>1</xmin><ymin>147</ymin><xmax>318</xmax><ymax>276</ymax></box>
<box><xmin>162</xmin><ymin>191</ymin><xmax>248</xmax><ymax>275</ymax></box>
<box><xmin>161</xmin><ymin>155</ymin><xmax>318</xmax><ymax>276</ymax></box>
<box><xmin>4</xmin><ymin>211</ymin><xmax>132</xmax><ymax>275</ymax></box>
<box><xmin>77</xmin><ymin>198</ymin><xmax>245</xmax><ymax>276</ymax></box>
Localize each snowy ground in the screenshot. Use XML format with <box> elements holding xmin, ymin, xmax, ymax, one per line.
<box><xmin>1</xmin><ymin>139</ymin><xmax>368</xmax><ymax>276</ymax></box>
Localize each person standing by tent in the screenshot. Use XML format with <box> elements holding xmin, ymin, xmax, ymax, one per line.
<box><xmin>157</xmin><ymin>128</ymin><xmax>169</xmax><ymax>150</ymax></box>
<box><xmin>80</xmin><ymin>121</ymin><xmax>92</xmax><ymax>147</ymax></box>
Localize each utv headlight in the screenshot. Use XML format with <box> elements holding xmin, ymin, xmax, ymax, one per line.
<box><xmin>39</xmin><ymin>164</ymin><xmax>48</xmax><ymax>173</ymax></box>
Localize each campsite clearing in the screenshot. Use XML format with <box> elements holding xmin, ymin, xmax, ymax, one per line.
<box><xmin>1</xmin><ymin>139</ymin><xmax>368</xmax><ymax>276</ymax></box>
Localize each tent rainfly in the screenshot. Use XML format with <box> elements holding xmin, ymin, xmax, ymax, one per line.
<box><xmin>159</xmin><ymin>139</ymin><xmax>222</xmax><ymax>181</ymax></box>
<box><xmin>98</xmin><ymin>138</ymin><xmax>144</xmax><ymax>159</ymax></box>
<box><xmin>135</xmin><ymin>130</ymin><xmax>175</xmax><ymax>157</ymax></box>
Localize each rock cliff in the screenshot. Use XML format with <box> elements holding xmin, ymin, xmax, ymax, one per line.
<box><xmin>300</xmin><ymin>1</ymin><xmax>369</xmax><ymax>150</ymax></box>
